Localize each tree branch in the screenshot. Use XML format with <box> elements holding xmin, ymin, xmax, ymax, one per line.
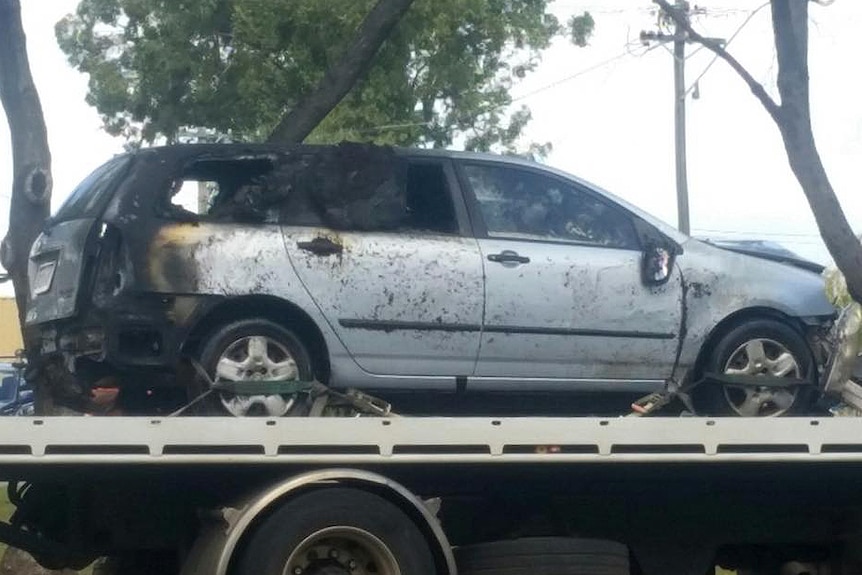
<box><xmin>652</xmin><ymin>0</ymin><xmax>783</xmax><ymax>125</ymax></box>
<box><xmin>267</xmin><ymin>0</ymin><xmax>416</xmax><ymax>144</ymax></box>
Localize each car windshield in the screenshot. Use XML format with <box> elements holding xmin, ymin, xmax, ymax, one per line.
<box><xmin>52</xmin><ymin>155</ymin><xmax>131</xmax><ymax>223</ymax></box>
<box><xmin>0</xmin><ymin>376</ymin><xmax>16</xmax><ymax>402</ymax></box>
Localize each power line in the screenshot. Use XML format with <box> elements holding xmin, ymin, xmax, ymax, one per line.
<box><xmin>685</xmin><ymin>2</ymin><xmax>770</xmax><ymax>96</ymax></box>
<box><xmin>639</xmin><ymin>1</ymin><xmax>725</xmax><ymax>236</ymax></box>
<box><xmin>510</xmin><ymin>47</ymin><xmax>649</xmax><ymax>103</ymax></box>
<box><xmin>358</xmin><ymin>43</ymin><xmax>658</xmax><ymax>136</ymax></box>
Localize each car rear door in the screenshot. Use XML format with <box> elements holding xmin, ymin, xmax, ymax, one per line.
<box><xmin>459</xmin><ymin>161</ymin><xmax>683</xmax><ymax>390</ymax></box>
<box><xmin>26</xmin><ymin>156</ymin><xmax>131</xmax><ymax>325</ymax></box>
<box><xmin>281</xmin><ymin>149</ymin><xmax>483</xmax><ymax>383</ymax></box>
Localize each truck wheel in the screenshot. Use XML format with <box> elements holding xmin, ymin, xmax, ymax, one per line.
<box><xmin>455</xmin><ymin>537</ymin><xmax>630</xmax><ymax>575</ymax></box>
<box><xmin>695</xmin><ymin>319</ymin><xmax>815</xmax><ymax>417</ymax></box>
<box><xmin>193</xmin><ymin>318</ymin><xmax>313</xmax><ymax>416</ymax></box>
<box><xmin>90</xmin><ymin>552</ymin><xmax>178</xmax><ymax>575</ymax></box>
<box><xmin>235</xmin><ymin>488</ymin><xmax>436</xmax><ymax>575</ymax></box>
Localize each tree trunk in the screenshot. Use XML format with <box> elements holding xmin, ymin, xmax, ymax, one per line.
<box><xmin>769</xmin><ymin>0</ymin><xmax>862</xmax><ymax>302</ymax></box>
<box><xmin>267</xmin><ymin>0</ymin><xmax>416</xmax><ymax>144</ymax></box>
<box><xmin>0</xmin><ymin>7</ymin><xmax>59</xmax><ymax>573</ymax></box>
<box><xmin>0</xmin><ymin>0</ymin><xmax>52</xmax><ymax>329</ymax></box>
<box><xmin>0</xmin><ymin>0</ymin><xmax>56</xmax><ymax>419</ymax></box>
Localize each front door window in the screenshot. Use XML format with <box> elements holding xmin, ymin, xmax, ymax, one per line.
<box><xmin>464</xmin><ymin>164</ymin><xmax>640</xmax><ymax>249</ymax></box>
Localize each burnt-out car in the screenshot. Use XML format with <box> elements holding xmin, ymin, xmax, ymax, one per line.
<box><xmin>26</xmin><ymin>143</ymin><xmax>835</xmax><ymax>416</ymax></box>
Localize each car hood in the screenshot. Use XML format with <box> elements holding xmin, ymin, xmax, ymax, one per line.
<box><xmin>698</xmin><ymin>239</ymin><xmax>825</xmax><ymax>274</ymax></box>
<box><xmin>679</xmin><ymin>238</ymin><xmax>835</xmax><ymax>320</ymax></box>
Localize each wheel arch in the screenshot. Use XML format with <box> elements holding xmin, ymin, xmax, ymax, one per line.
<box><xmin>691</xmin><ymin>306</ymin><xmax>812</xmax><ymax>382</ymax></box>
<box><xmin>183</xmin><ymin>295</ymin><xmax>331</xmax><ymax>382</ymax></box>
<box><xmin>209</xmin><ymin>469</ymin><xmax>456</xmax><ymax>575</ymax></box>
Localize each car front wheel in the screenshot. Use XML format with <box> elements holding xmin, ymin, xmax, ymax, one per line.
<box><xmin>194</xmin><ymin>318</ymin><xmax>313</xmax><ymax>416</ymax></box>
<box><xmin>695</xmin><ymin>318</ymin><xmax>815</xmax><ymax>416</ymax></box>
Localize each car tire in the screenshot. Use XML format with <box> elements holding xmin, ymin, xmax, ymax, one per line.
<box><xmin>695</xmin><ymin>318</ymin><xmax>815</xmax><ymax>417</ymax></box>
<box><xmin>193</xmin><ymin>318</ymin><xmax>313</xmax><ymax>416</ymax></box>
<box><xmin>234</xmin><ymin>488</ymin><xmax>436</xmax><ymax>575</ymax></box>
<box><xmin>455</xmin><ymin>537</ymin><xmax>630</xmax><ymax>575</ymax></box>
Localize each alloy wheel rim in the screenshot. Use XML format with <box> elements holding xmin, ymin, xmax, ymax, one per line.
<box><xmin>214</xmin><ymin>335</ymin><xmax>299</xmax><ymax>416</ymax></box>
<box><xmin>722</xmin><ymin>337</ymin><xmax>801</xmax><ymax>417</ymax></box>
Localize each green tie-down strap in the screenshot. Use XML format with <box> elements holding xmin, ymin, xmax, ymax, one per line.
<box><xmin>209</xmin><ymin>379</ymin><xmax>319</xmax><ymax>395</ymax></box>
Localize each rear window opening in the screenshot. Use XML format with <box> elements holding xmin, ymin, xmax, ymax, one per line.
<box><xmin>166</xmin><ymin>157</ymin><xmax>279</xmax><ymax>223</ymax></box>
<box><xmin>53</xmin><ymin>155</ymin><xmax>131</xmax><ymax>223</ymax></box>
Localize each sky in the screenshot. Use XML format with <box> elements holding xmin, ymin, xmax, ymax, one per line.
<box><xmin>1</xmin><ymin>0</ymin><xmax>861</xmax><ymax>299</ymax></box>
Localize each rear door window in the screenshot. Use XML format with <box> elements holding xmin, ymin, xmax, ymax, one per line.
<box><xmin>281</xmin><ymin>147</ymin><xmax>459</xmax><ymax>235</ymax></box>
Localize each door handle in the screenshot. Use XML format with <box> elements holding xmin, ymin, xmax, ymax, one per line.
<box><xmin>487</xmin><ymin>250</ymin><xmax>530</xmax><ymax>265</ymax></box>
<box><xmin>297</xmin><ymin>237</ymin><xmax>343</xmax><ymax>256</ymax></box>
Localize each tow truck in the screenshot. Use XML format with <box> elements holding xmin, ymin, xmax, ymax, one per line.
<box><xmin>0</xmin><ymin>305</ymin><xmax>861</xmax><ymax>575</ymax></box>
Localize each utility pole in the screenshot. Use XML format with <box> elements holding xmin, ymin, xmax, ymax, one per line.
<box><xmin>672</xmin><ymin>2</ymin><xmax>689</xmax><ymax>235</ymax></box>
<box><xmin>641</xmin><ymin>2</ymin><xmax>722</xmax><ymax>236</ymax></box>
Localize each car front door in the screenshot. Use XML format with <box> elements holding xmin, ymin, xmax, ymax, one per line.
<box><xmin>282</xmin><ymin>151</ymin><xmax>483</xmax><ymax>385</ymax></box>
<box><xmin>460</xmin><ymin>161</ymin><xmax>683</xmax><ymax>390</ymax></box>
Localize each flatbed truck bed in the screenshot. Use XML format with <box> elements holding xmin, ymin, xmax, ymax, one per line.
<box><xmin>1</xmin><ymin>416</ymin><xmax>862</xmax><ymax>575</ymax></box>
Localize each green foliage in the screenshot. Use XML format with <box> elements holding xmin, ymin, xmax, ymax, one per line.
<box><xmin>569</xmin><ymin>11</ymin><xmax>594</xmax><ymax>47</ymax></box>
<box><xmin>56</xmin><ymin>0</ymin><xmax>593</xmax><ymax>151</ymax></box>
<box><xmin>825</xmin><ymin>258</ymin><xmax>855</xmax><ymax>308</ymax></box>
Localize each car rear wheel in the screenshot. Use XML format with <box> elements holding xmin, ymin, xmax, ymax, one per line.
<box><xmin>695</xmin><ymin>319</ymin><xmax>815</xmax><ymax>416</ymax></box>
<box><xmin>193</xmin><ymin>318</ymin><xmax>313</xmax><ymax>416</ymax></box>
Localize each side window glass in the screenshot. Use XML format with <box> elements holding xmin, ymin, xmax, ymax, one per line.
<box><xmin>464</xmin><ymin>164</ymin><xmax>640</xmax><ymax>250</ymax></box>
<box><xmin>163</xmin><ymin>158</ymin><xmax>282</xmax><ymax>223</ymax></box>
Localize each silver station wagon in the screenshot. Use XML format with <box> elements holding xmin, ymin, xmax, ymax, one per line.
<box><xmin>26</xmin><ymin>143</ymin><xmax>835</xmax><ymax>416</ymax></box>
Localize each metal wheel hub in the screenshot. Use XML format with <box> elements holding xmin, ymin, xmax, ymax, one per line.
<box><xmin>722</xmin><ymin>338</ymin><xmax>801</xmax><ymax>417</ymax></box>
<box><xmin>214</xmin><ymin>335</ymin><xmax>299</xmax><ymax>417</ymax></box>
<box><xmin>285</xmin><ymin>526</ymin><xmax>400</xmax><ymax>575</ymax></box>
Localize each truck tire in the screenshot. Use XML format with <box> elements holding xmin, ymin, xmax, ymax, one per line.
<box><xmin>235</xmin><ymin>488</ymin><xmax>436</xmax><ymax>575</ymax></box>
<box><xmin>90</xmin><ymin>552</ymin><xmax>178</xmax><ymax>575</ymax></box>
<box><xmin>455</xmin><ymin>537</ymin><xmax>630</xmax><ymax>575</ymax></box>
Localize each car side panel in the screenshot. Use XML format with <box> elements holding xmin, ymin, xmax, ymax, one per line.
<box><xmin>472</xmin><ymin>238</ymin><xmax>682</xmax><ymax>385</ymax></box>
<box><xmin>674</xmin><ymin>239</ymin><xmax>835</xmax><ymax>379</ymax></box>
<box><xmin>283</xmin><ymin>229</ymin><xmax>484</xmax><ymax>380</ymax></box>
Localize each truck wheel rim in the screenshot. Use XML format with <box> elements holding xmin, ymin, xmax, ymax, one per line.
<box><xmin>215</xmin><ymin>335</ymin><xmax>298</xmax><ymax>417</ymax></box>
<box><xmin>722</xmin><ymin>337</ymin><xmax>801</xmax><ymax>417</ymax></box>
<box><xmin>284</xmin><ymin>526</ymin><xmax>400</xmax><ymax>575</ymax></box>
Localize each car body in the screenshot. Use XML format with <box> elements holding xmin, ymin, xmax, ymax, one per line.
<box><xmin>25</xmin><ymin>143</ymin><xmax>836</xmax><ymax>415</ymax></box>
